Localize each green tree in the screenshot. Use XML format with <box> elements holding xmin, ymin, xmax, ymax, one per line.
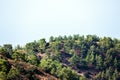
<box><xmin>25</xmin><ymin>41</ymin><xmax>39</xmax><ymax>53</ymax></box>
<box><xmin>69</xmin><ymin>53</ymin><xmax>80</xmax><ymax>67</ymax></box>
<box><xmin>112</xmin><ymin>69</ymin><xmax>119</xmax><ymax>80</ymax></box>
<box><xmin>12</xmin><ymin>50</ymin><xmax>26</xmax><ymax>61</ymax></box>
<box><xmin>73</xmin><ymin>34</ymin><xmax>79</xmax><ymax>40</ymax></box>
<box><xmin>104</xmin><ymin>53</ymin><xmax>113</xmax><ymax>68</ymax></box>
<box><xmin>27</xmin><ymin>54</ymin><xmax>38</xmax><ymax>65</ymax></box>
<box><xmin>49</xmin><ymin>36</ymin><xmax>54</xmax><ymax>42</ymax></box>
<box><xmin>0</xmin><ymin>47</ymin><xmax>5</xmax><ymax>56</ymax></box>
<box><xmin>114</xmin><ymin>58</ymin><xmax>118</xmax><ymax>68</ymax></box>
<box><xmin>86</xmin><ymin>52</ymin><xmax>94</xmax><ymax>65</ymax></box>
<box><xmin>0</xmin><ymin>71</ymin><xmax>7</xmax><ymax>80</ymax></box>
<box><xmin>0</xmin><ymin>58</ymin><xmax>11</xmax><ymax>73</ymax></box>
<box><xmin>3</xmin><ymin>44</ymin><xmax>13</xmax><ymax>55</ymax></box>
<box><xmin>60</xmin><ymin>67</ymin><xmax>79</xmax><ymax>80</ymax></box>
<box><xmin>39</xmin><ymin>38</ymin><xmax>46</xmax><ymax>52</ymax></box>
<box><xmin>96</xmin><ymin>55</ymin><xmax>104</xmax><ymax>70</ymax></box>
<box><xmin>15</xmin><ymin>45</ymin><xmax>22</xmax><ymax>50</ymax></box>
<box><xmin>7</xmin><ymin>68</ymin><xmax>20</xmax><ymax>80</ymax></box>
<box><xmin>99</xmin><ymin>37</ymin><xmax>113</xmax><ymax>51</ymax></box>
<box><xmin>63</xmin><ymin>35</ymin><xmax>67</xmax><ymax>41</ymax></box>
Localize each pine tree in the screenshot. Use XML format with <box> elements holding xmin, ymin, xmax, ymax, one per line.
<box><xmin>112</xmin><ymin>69</ymin><xmax>119</xmax><ymax>80</ymax></box>
<box><xmin>114</xmin><ymin>58</ymin><xmax>118</xmax><ymax>68</ymax></box>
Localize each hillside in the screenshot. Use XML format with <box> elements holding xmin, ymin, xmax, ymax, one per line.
<box><xmin>0</xmin><ymin>55</ymin><xmax>57</xmax><ymax>80</ymax></box>
<box><xmin>0</xmin><ymin>35</ymin><xmax>120</xmax><ymax>80</ymax></box>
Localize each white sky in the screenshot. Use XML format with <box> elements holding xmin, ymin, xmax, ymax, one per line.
<box><xmin>0</xmin><ymin>0</ymin><xmax>120</xmax><ymax>46</ymax></box>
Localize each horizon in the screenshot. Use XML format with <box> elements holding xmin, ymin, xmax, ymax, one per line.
<box><xmin>0</xmin><ymin>0</ymin><xmax>120</xmax><ymax>46</ymax></box>
<box><xmin>0</xmin><ymin>34</ymin><xmax>119</xmax><ymax>47</ymax></box>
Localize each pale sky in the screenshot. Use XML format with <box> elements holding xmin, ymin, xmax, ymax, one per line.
<box><xmin>0</xmin><ymin>0</ymin><xmax>120</xmax><ymax>46</ymax></box>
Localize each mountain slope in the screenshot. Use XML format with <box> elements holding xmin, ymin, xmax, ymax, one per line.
<box><xmin>0</xmin><ymin>35</ymin><xmax>120</xmax><ymax>80</ymax></box>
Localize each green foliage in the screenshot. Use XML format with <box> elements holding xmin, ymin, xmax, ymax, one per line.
<box><xmin>0</xmin><ymin>71</ymin><xmax>7</xmax><ymax>80</ymax></box>
<box><xmin>0</xmin><ymin>47</ymin><xmax>11</xmax><ymax>58</ymax></box>
<box><xmin>0</xmin><ymin>58</ymin><xmax>11</xmax><ymax>73</ymax></box>
<box><xmin>3</xmin><ymin>44</ymin><xmax>13</xmax><ymax>55</ymax></box>
<box><xmin>114</xmin><ymin>58</ymin><xmax>118</xmax><ymax>68</ymax></box>
<box><xmin>12</xmin><ymin>50</ymin><xmax>26</xmax><ymax>61</ymax></box>
<box><xmin>7</xmin><ymin>68</ymin><xmax>20</xmax><ymax>80</ymax></box>
<box><xmin>25</xmin><ymin>41</ymin><xmax>40</xmax><ymax>53</ymax></box>
<box><xmin>15</xmin><ymin>45</ymin><xmax>23</xmax><ymax>50</ymax></box>
<box><xmin>79</xmin><ymin>76</ymin><xmax>86</xmax><ymax>80</ymax></box>
<box><xmin>49</xmin><ymin>36</ymin><xmax>54</xmax><ymax>42</ymax></box>
<box><xmin>96</xmin><ymin>67</ymin><xmax>119</xmax><ymax>80</ymax></box>
<box><xmin>86</xmin><ymin>52</ymin><xmax>95</xmax><ymax>65</ymax></box>
<box><xmin>39</xmin><ymin>58</ymin><xmax>79</xmax><ymax>80</ymax></box>
<box><xmin>69</xmin><ymin>53</ymin><xmax>80</xmax><ymax>66</ymax></box>
<box><xmin>1</xmin><ymin>35</ymin><xmax>120</xmax><ymax>80</ymax></box>
<box><xmin>27</xmin><ymin>53</ymin><xmax>39</xmax><ymax>65</ymax></box>
<box><xmin>39</xmin><ymin>38</ymin><xmax>46</xmax><ymax>52</ymax></box>
<box><xmin>0</xmin><ymin>48</ymin><xmax>5</xmax><ymax>55</ymax></box>
<box><xmin>59</xmin><ymin>67</ymin><xmax>79</xmax><ymax>80</ymax></box>
<box><xmin>95</xmin><ymin>55</ymin><xmax>104</xmax><ymax>70</ymax></box>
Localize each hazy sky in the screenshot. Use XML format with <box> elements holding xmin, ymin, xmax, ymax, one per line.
<box><xmin>0</xmin><ymin>0</ymin><xmax>120</xmax><ymax>46</ymax></box>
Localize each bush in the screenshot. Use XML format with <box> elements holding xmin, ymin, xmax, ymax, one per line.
<box><xmin>7</xmin><ymin>68</ymin><xmax>20</xmax><ymax>80</ymax></box>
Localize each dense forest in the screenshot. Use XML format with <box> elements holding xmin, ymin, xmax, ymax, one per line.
<box><xmin>0</xmin><ymin>34</ymin><xmax>120</xmax><ymax>80</ymax></box>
